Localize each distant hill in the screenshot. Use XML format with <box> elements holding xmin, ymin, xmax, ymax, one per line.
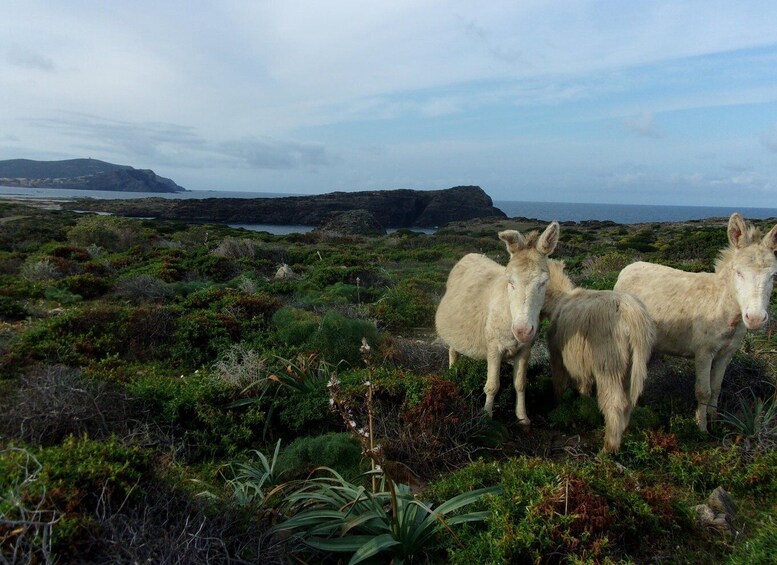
<box><xmin>0</xmin><ymin>158</ymin><xmax>186</xmax><ymax>193</ymax></box>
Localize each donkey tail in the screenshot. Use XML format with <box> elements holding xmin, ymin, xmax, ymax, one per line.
<box><xmin>622</xmin><ymin>296</ymin><xmax>656</xmax><ymax>407</ymax></box>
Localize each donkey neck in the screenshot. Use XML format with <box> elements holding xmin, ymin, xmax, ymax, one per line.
<box><xmin>542</xmin><ymin>261</ymin><xmax>574</xmax><ymax>314</ymax></box>
<box><xmin>711</xmin><ymin>257</ymin><xmax>745</xmax><ymax>323</ymax></box>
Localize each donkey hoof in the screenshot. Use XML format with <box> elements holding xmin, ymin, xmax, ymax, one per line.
<box><xmin>517</xmin><ymin>417</ymin><xmax>531</xmax><ymax>428</ymax></box>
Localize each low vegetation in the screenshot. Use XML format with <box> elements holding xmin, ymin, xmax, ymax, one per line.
<box><xmin>1</xmin><ymin>202</ymin><xmax>775</xmax><ymax>563</ymax></box>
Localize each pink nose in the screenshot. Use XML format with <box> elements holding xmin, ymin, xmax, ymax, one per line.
<box><xmin>512</xmin><ymin>324</ymin><xmax>535</xmax><ymax>343</ymax></box>
<box><xmin>744</xmin><ymin>311</ymin><xmax>767</xmax><ymax>330</ymax></box>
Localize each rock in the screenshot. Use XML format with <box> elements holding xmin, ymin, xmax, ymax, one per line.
<box><xmin>694</xmin><ymin>487</ymin><xmax>736</xmax><ymax>536</ymax></box>
<box><xmin>275</xmin><ymin>264</ymin><xmax>296</xmax><ymax>279</ymax></box>
<box><xmin>62</xmin><ymin>185</ymin><xmax>506</xmax><ymax>228</ymax></box>
<box><xmin>314</xmin><ymin>209</ymin><xmax>386</xmax><ymax>236</ymax></box>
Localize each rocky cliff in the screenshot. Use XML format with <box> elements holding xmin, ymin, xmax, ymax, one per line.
<box><xmin>64</xmin><ymin>185</ymin><xmax>506</xmax><ymax>228</ymax></box>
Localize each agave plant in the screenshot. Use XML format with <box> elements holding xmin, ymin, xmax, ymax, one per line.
<box><xmin>229</xmin><ymin>439</ymin><xmax>285</xmax><ymax>506</ymax></box>
<box><xmin>717</xmin><ymin>385</ymin><xmax>777</xmax><ymax>453</ymax></box>
<box><xmin>270</xmin><ymin>467</ymin><xmax>500</xmax><ymax>564</ymax></box>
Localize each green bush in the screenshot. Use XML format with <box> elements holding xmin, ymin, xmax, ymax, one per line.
<box><xmin>428</xmin><ymin>457</ymin><xmax>684</xmax><ymax>564</ymax></box>
<box><xmin>0</xmin><ymin>295</ymin><xmax>28</xmax><ymax>320</ymax></box>
<box><xmin>0</xmin><ymin>437</ymin><xmax>151</xmax><ymax>556</ymax></box>
<box><xmin>126</xmin><ymin>372</ymin><xmax>265</xmax><ymax>458</ymax></box>
<box><xmin>272</xmin><ymin>306</ymin><xmax>320</xmax><ymax>347</ymax></box>
<box><xmin>309</xmin><ymin>310</ymin><xmax>379</xmax><ymax>365</ymax></box>
<box><xmin>276</xmin><ymin>432</ymin><xmax>364</xmax><ymax>480</ymax></box>
<box><xmin>54</xmin><ymin>273</ymin><xmax>112</xmax><ymax>299</ymax></box>
<box><xmin>372</xmin><ymin>281</ymin><xmax>435</xmax><ymax>331</ymax></box>
<box><xmin>171</xmin><ymin>311</ymin><xmax>235</xmax><ymax>369</ymax></box>
<box><xmin>67</xmin><ymin>215</ymin><xmax>143</xmax><ymax>252</ymax></box>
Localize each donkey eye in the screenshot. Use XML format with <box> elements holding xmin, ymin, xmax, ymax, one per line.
<box><xmin>736</xmin><ymin>270</ymin><xmax>744</xmax><ymax>280</ymax></box>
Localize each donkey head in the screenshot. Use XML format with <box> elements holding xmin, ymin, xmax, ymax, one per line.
<box><xmin>726</xmin><ymin>213</ymin><xmax>777</xmax><ymax>330</ymax></box>
<box><xmin>498</xmin><ymin>222</ymin><xmax>560</xmax><ymax>342</ymax></box>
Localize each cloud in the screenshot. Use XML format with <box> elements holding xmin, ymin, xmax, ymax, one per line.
<box><xmin>26</xmin><ymin>113</ymin><xmax>332</xmax><ymax>171</ymax></box>
<box><xmin>6</xmin><ymin>44</ymin><xmax>55</xmax><ymax>71</ymax></box>
<box><xmin>460</xmin><ymin>18</ymin><xmax>531</xmax><ymax>67</ymax></box>
<box><xmin>622</xmin><ymin>112</ymin><xmax>662</xmax><ymax>138</ymax></box>
<box><xmin>218</xmin><ymin>138</ymin><xmax>332</xmax><ymax>170</ymax></box>
<box><xmin>761</xmin><ymin>123</ymin><xmax>777</xmax><ymax>153</ymax></box>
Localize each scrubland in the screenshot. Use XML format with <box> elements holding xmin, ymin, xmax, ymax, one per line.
<box><xmin>1</xmin><ymin>203</ymin><xmax>775</xmax><ymax>564</ymax></box>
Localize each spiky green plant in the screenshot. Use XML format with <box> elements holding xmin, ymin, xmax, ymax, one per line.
<box><xmin>717</xmin><ymin>385</ymin><xmax>777</xmax><ymax>453</ymax></box>
<box><xmin>229</xmin><ymin>439</ymin><xmax>285</xmax><ymax>506</ymax></box>
<box><xmin>271</xmin><ymin>467</ymin><xmax>499</xmax><ymax>564</ymax></box>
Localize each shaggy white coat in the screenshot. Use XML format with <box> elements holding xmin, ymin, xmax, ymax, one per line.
<box><xmin>543</xmin><ymin>259</ymin><xmax>656</xmax><ymax>453</ymax></box>
<box><xmin>435</xmin><ymin>222</ymin><xmax>560</xmax><ymax>423</ymax></box>
<box><xmin>614</xmin><ymin>213</ymin><xmax>777</xmax><ymax>430</ymax></box>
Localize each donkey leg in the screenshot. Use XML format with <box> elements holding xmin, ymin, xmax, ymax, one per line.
<box><xmin>708</xmin><ymin>347</ymin><xmax>736</xmax><ymax>421</ymax></box>
<box><xmin>483</xmin><ymin>349</ymin><xmax>502</xmax><ymax>418</ymax></box>
<box><xmin>550</xmin><ymin>351</ymin><xmax>570</xmax><ymax>401</ymax></box>
<box><xmin>694</xmin><ymin>353</ymin><xmax>714</xmax><ymax>432</ymax></box>
<box><xmin>598</xmin><ymin>383</ymin><xmax>629</xmax><ymax>454</ymax></box>
<box><xmin>448</xmin><ymin>348</ymin><xmax>460</xmax><ymax>369</ymax></box>
<box><xmin>512</xmin><ymin>347</ymin><xmax>532</xmax><ymax>426</ymax></box>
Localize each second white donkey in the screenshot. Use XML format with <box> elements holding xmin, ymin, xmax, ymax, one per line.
<box><xmin>543</xmin><ymin>259</ymin><xmax>656</xmax><ymax>453</ymax></box>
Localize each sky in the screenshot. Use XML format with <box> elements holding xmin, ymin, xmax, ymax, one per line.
<box><xmin>2</xmin><ymin>1</ymin><xmax>777</xmax><ymax>207</ymax></box>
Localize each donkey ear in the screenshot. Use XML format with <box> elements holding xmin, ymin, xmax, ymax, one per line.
<box><xmin>498</xmin><ymin>230</ymin><xmax>526</xmax><ymax>256</ymax></box>
<box><xmin>536</xmin><ymin>221</ymin><xmax>560</xmax><ymax>256</ymax></box>
<box><xmin>762</xmin><ymin>223</ymin><xmax>777</xmax><ymax>251</ymax></box>
<box><xmin>727</xmin><ymin>213</ymin><xmax>749</xmax><ymax>248</ymax></box>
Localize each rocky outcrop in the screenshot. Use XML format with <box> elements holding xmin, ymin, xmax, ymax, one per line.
<box><xmin>314</xmin><ymin>209</ymin><xmax>386</xmax><ymax>236</ymax></box>
<box><xmin>63</xmin><ymin>185</ymin><xmax>506</xmax><ymax>228</ymax></box>
<box><xmin>0</xmin><ymin>158</ymin><xmax>185</xmax><ymax>193</ymax></box>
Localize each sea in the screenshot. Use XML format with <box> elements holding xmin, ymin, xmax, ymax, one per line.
<box><xmin>2</xmin><ymin>185</ymin><xmax>776</xmax><ymax>235</ymax></box>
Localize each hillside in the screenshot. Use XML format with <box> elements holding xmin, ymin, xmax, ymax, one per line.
<box><xmin>0</xmin><ymin>158</ymin><xmax>186</xmax><ymax>193</ymax></box>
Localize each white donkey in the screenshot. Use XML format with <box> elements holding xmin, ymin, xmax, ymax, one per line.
<box><xmin>615</xmin><ymin>213</ymin><xmax>777</xmax><ymax>431</ymax></box>
<box><xmin>436</xmin><ymin>222</ymin><xmax>560</xmax><ymax>424</ymax></box>
<box><xmin>543</xmin><ymin>259</ymin><xmax>655</xmax><ymax>453</ymax></box>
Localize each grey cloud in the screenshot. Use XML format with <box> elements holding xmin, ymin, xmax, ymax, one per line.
<box><xmin>27</xmin><ymin>113</ymin><xmax>332</xmax><ymax>171</ymax></box>
<box><xmin>7</xmin><ymin>44</ymin><xmax>56</xmax><ymax>71</ymax></box>
<box><xmin>219</xmin><ymin>139</ymin><xmax>332</xmax><ymax>170</ymax></box>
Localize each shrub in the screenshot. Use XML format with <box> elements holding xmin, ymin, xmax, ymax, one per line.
<box><xmin>0</xmin><ymin>295</ymin><xmax>28</xmax><ymax>321</ymax></box>
<box><xmin>428</xmin><ymin>457</ymin><xmax>684</xmax><ymax>564</ymax></box>
<box><xmin>372</xmin><ymin>281</ymin><xmax>435</xmax><ymax>331</ymax></box>
<box><xmin>171</xmin><ymin>311</ymin><xmax>235</xmax><ymax>369</ymax></box>
<box><xmin>124</xmin><ymin>305</ymin><xmax>179</xmax><ymax>361</ymax></box>
<box><xmin>67</xmin><ymin>215</ymin><xmax>143</xmax><ymax>251</ymax></box>
<box><xmin>54</xmin><ymin>273</ymin><xmax>112</xmax><ymax>299</ymax></box>
<box><xmin>0</xmin><ymin>365</ymin><xmax>138</xmax><ymax>445</ymax></box>
<box><xmin>212</xmin><ymin>237</ymin><xmax>257</xmax><ymax>259</ymax></box>
<box><xmin>275</xmin><ymin>433</ymin><xmax>364</xmax><ymax>480</ymax></box>
<box><xmin>272</xmin><ymin>307</ymin><xmax>320</xmax><ymax>347</ymax></box>
<box><xmin>212</xmin><ymin>343</ymin><xmax>269</xmax><ymax>389</ymax></box>
<box><xmin>20</xmin><ymin>258</ymin><xmax>58</xmax><ymax>282</ymax></box>
<box><xmin>126</xmin><ymin>372</ymin><xmax>265</xmax><ymax>459</ymax></box>
<box><xmin>308</xmin><ymin>310</ymin><xmax>379</xmax><ymax>366</ymax></box>
<box><xmin>115</xmin><ymin>274</ymin><xmax>174</xmax><ymax>303</ymax></box>
<box><xmin>0</xmin><ymin>437</ymin><xmax>151</xmax><ymax>558</ymax></box>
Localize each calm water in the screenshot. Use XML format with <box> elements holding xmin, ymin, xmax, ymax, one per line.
<box><xmin>3</xmin><ymin>186</ymin><xmax>776</xmax><ymax>232</ymax></box>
